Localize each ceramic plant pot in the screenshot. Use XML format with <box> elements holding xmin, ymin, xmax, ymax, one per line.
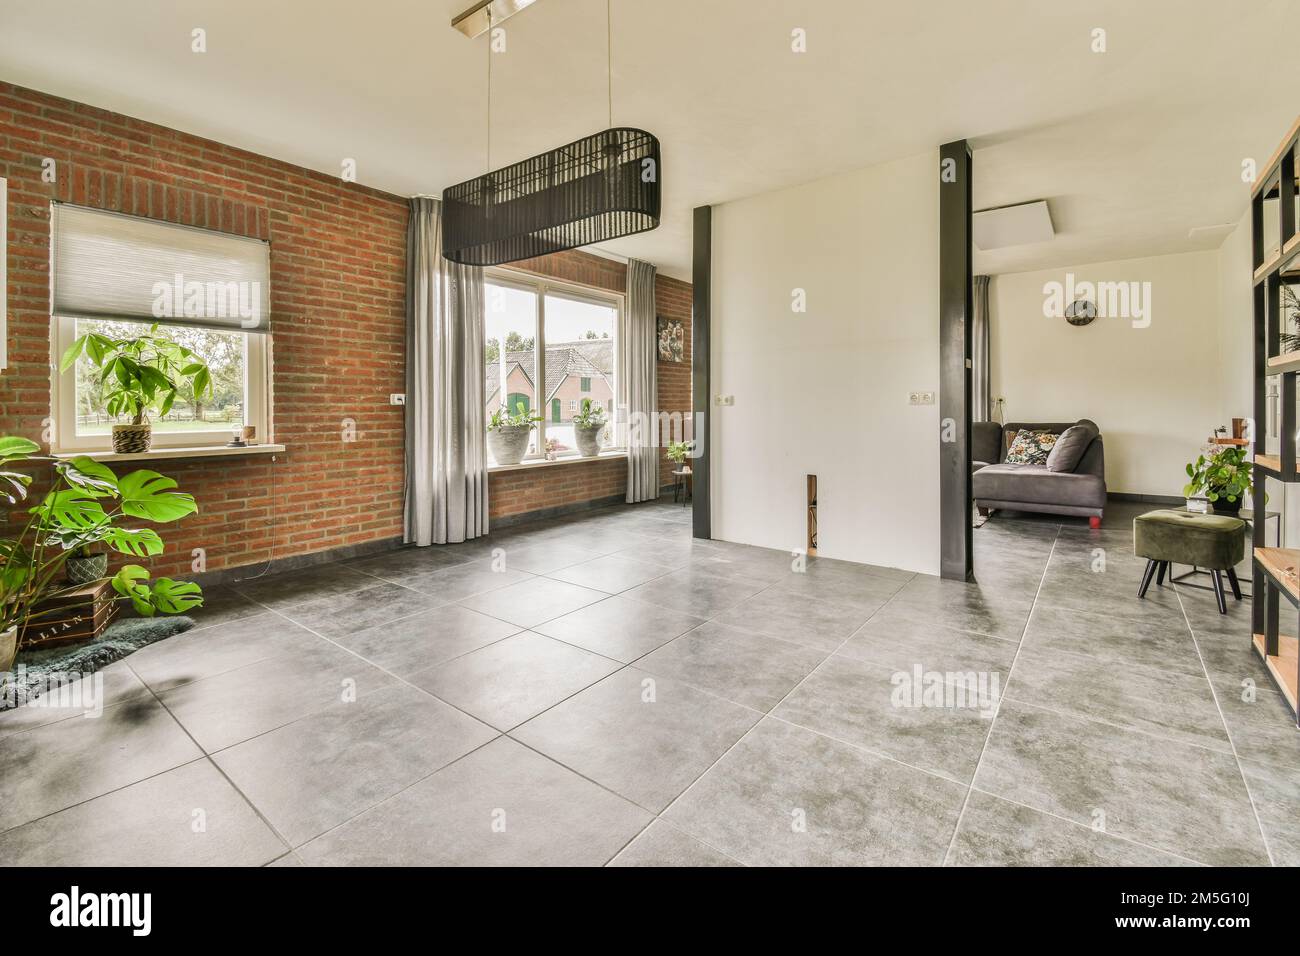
<box><xmin>488</xmin><ymin>425</ymin><xmax>532</xmax><ymax>466</ymax></box>
<box><xmin>66</xmin><ymin>552</ymin><xmax>108</xmax><ymax>586</ymax></box>
<box><xmin>575</xmin><ymin>424</ymin><xmax>605</xmax><ymax>458</ymax></box>
<box><xmin>0</xmin><ymin>626</ymin><xmax>16</xmax><ymax>676</ymax></box>
<box><xmin>112</xmin><ymin>422</ymin><xmax>152</xmax><ymax>454</ymax></box>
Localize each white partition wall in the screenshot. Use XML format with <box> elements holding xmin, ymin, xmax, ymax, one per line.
<box><xmin>709</xmin><ymin>150</ymin><xmax>941</xmax><ymax>575</ymax></box>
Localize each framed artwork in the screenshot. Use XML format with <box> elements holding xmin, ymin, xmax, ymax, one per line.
<box><xmin>656</xmin><ymin>315</ymin><xmax>684</xmax><ymax>363</ymax></box>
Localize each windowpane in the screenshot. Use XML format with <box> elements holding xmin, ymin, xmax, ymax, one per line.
<box><xmin>543</xmin><ymin>293</ymin><xmax>616</xmax><ymax>457</ymax></box>
<box><xmin>485</xmin><ymin>281</ymin><xmax>539</xmax><ymax>460</ymax></box>
<box><xmin>71</xmin><ymin>318</ymin><xmax>247</xmax><ymax>436</ymax></box>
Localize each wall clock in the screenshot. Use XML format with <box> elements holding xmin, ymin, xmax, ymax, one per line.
<box><xmin>1065</xmin><ymin>298</ymin><xmax>1096</xmax><ymax>327</ymax></box>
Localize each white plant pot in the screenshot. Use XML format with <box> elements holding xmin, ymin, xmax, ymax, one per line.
<box><xmin>575</xmin><ymin>424</ymin><xmax>605</xmax><ymax>458</ymax></box>
<box><xmin>0</xmin><ymin>625</ymin><xmax>17</xmax><ymax>676</ymax></box>
<box><xmin>488</xmin><ymin>425</ymin><xmax>532</xmax><ymax>466</ymax></box>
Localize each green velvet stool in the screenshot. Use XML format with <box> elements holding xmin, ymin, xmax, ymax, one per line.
<box><xmin>1134</xmin><ymin>509</ymin><xmax>1246</xmax><ymax>613</ymax></box>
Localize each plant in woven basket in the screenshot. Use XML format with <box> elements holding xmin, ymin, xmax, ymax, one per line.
<box><xmin>59</xmin><ymin>324</ymin><xmax>214</xmax><ymax>453</ymax></box>
<box><xmin>0</xmin><ymin>435</ymin><xmax>203</xmax><ymax>669</ymax></box>
<box><xmin>1281</xmin><ymin>284</ymin><xmax>1300</xmax><ymax>353</ymax></box>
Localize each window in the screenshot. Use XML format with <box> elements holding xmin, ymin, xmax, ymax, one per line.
<box><xmin>484</xmin><ymin>269</ymin><xmax>621</xmax><ymax>464</ymax></box>
<box><xmin>49</xmin><ymin>204</ymin><xmax>271</xmax><ymax>452</ymax></box>
<box><xmin>53</xmin><ymin>318</ymin><xmax>268</xmax><ymax>451</ymax></box>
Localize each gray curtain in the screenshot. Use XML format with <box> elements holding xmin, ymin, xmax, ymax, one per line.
<box><xmin>404</xmin><ymin>197</ymin><xmax>488</xmax><ymax>545</ymax></box>
<box><xmin>972</xmin><ymin>274</ymin><xmax>991</xmax><ymax>422</ymax></box>
<box><xmin>621</xmin><ymin>258</ymin><xmax>659</xmax><ymax>502</ymax></box>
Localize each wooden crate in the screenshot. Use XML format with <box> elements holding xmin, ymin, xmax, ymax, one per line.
<box><xmin>18</xmin><ymin>580</ymin><xmax>118</xmax><ymax>650</ymax></box>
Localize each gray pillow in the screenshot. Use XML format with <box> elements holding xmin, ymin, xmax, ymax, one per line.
<box><xmin>1046</xmin><ymin>424</ymin><xmax>1095</xmax><ymax>473</ymax></box>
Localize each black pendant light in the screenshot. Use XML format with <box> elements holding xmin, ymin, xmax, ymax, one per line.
<box><xmin>442</xmin><ymin>0</ymin><xmax>660</xmax><ymax>266</ymax></box>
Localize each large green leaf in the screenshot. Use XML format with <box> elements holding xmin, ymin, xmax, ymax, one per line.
<box><xmin>0</xmin><ymin>436</ymin><xmax>40</xmax><ymax>463</ymax></box>
<box><xmin>0</xmin><ymin>470</ymin><xmax>33</xmax><ymax>505</ymax></box>
<box><xmin>57</xmin><ymin>456</ymin><xmax>119</xmax><ymax>496</ymax></box>
<box><xmin>117</xmin><ymin>470</ymin><xmax>198</xmax><ymax>522</ymax></box>
<box><xmin>110</xmin><ymin>564</ymin><xmax>153</xmax><ymax>616</ymax></box>
<box><xmin>151</xmin><ymin>577</ymin><xmax>203</xmax><ymax>614</ymax></box>
<box><xmin>58</xmin><ymin>334</ymin><xmax>88</xmax><ymax>372</ymax></box>
<box><xmin>34</xmin><ymin>489</ymin><xmax>108</xmax><ymax>530</ymax></box>
<box><xmin>102</xmin><ymin>526</ymin><xmax>164</xmax><ymax>558</ymax></box>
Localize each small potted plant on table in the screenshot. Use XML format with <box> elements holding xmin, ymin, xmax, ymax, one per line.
<box><xmin>60</xmin><ymin>324</ymin><xmax>214</xmax><ymax>454</ymax></box>
<box><xmin>0</xmin><ymin>435</ymin><xmax>203</xmax><ymax>673</ymax></box>
<box><xmin>487</xmin><ymin>401</ymin><xmax>542</xmax><ymax>466</ymax></box>
<box><xmin>1183</xmin><ymin>446</ymin><xmax>1257</xmax><ymax>514</ymax></box>
<box><xmin>573</xmin><ymin>399</ymin><xmax>608</xmax><ymax>458</ymax></box>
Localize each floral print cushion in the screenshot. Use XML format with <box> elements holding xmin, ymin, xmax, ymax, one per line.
<box><xmin>1005</xmin><ymin>429</ymin><xmax>1058</xmax><ymax>465</ymax></box>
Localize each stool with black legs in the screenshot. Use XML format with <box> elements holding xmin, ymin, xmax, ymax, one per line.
<box><xmin>1134</xmin><ymin>510</ymin><xmax>1246</xmax><ymax>614</ymax></box>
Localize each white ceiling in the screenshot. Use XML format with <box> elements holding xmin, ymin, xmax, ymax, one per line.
<box><xmin>1</xmin><ymin>0</ymin><xmax>1297</xmax><ymax>278</ymax></box>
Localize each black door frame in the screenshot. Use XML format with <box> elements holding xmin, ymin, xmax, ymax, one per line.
<box><xmin>691</xmin><ymin>204</ymin><xmax>712</xmax><ymax>540</ymax></box>
<box><xmin>939</xmin><ymin>140</ymin><xmax>973</xmax><ymax>581</ymax></box>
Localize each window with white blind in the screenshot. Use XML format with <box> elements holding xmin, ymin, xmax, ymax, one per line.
<box><xmin>49</xmin><ymin>203</ymin><xmax>271</xmax><ymax>451</ymax></box>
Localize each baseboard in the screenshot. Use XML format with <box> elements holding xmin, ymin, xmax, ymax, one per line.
<box><xmin>193</xmin><ymin>535</ymin><xmax>404</xmax><ymax>588</ymax></box>
<box><xmin>491</xmin><ymin>492</ymin><xmax>629</xmax><ymax>529</ymax></box>
<box><xmin>1108</xmin><ymin>492</ymin><xmax>1184</xmax><ymax>505</ymax></box>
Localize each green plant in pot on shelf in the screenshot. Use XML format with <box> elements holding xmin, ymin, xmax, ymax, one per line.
<box><xmin>573</xmin><ymin>399</ymin><xmax>608</xmax><ymax>458</ymax></box>
<box><xmin>665</xmin><ymin>440</ymin><xmax>694</xmax><ymax>467</ymax></box>
<box><xmin>487</xmin><ymin>401</ymin><xmax>543</xmax><ymax>466</ymax></box>
<box><xmin>0</xmin><ymin>435</ymin><xmax>203</xmax><ymax>674</ymax></box>
<box><xmin>59</xmin><ymin>324</ymin><xmax>214</xmax><ymax>454</ymax></box>
<box><xmin>1183</xmin><ymin>446</ymin><xmax>1259</xmax><ymax>514</ymax></box>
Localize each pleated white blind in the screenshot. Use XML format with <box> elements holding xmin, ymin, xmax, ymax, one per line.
<box><xmin>51</xmin><ymin>203</ymin><xmax>271</xmax><ymax>333</ymax></box>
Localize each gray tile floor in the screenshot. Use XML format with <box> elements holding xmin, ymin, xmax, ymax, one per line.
<box><xmin>2</xmin><ymin>498</ymin><xmax>1297</xmax><ymax>866</ymax></box>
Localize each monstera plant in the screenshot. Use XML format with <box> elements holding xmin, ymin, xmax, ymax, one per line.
<box><xmin>0</xmin><ymin>435</ymin><xmax>203</xmax><ymax>670</ymax></box>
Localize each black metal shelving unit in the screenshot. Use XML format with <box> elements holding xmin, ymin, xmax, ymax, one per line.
<box><xmin>1250</xmin><ymin>115</ymin><xmax>1300</xmax><ymax>724</ymax></box>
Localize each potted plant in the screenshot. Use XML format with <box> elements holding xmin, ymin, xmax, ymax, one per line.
<box><xmin>487</xmin><ymin>401</ymin><xmax>542</xmax><ymax>466</ymax></box>
<box><xmin>665</xmin><ymin>440</ymin><xmax>694</xmax><ymax>467</ymax></box>
<box><xmin>573</xmin><ymin>398</ymin><xmax>608</xmax><ymax>458</ymax></box>
<box><xmin>1183</xmin><ymin>446</ymin><xmax>1258</xmax><ymax>514</ymax></box>
<box><xmin>64</xmin><ymin>543</ymin><xmax>108</xmax><ymax>586</ymax></box>
<box><xmin>59</xmin><ymin>324</ymin><xmax>214</xmax><ymax>454</ymax></box>
<box><xmin>0</xmin><ymin>435</ymin><xmax>203</xmax><ymax>674</ymax></box>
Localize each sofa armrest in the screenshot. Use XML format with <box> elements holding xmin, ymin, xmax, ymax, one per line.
<box><xmin>972</xmin><ymin>421</ymin><xmax>1003</xmax><ymax>466</ymax></box>
<box><xmin>1077</xmin><ymin>435</ymin><xmax>1105</xmax><ymax>480</ymax></box>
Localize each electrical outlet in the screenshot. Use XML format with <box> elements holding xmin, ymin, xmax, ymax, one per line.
<box><xmin>390</xmin><ymin>394</ymin><xmax>406</xmax><ymax>406</ymax></box>
<box><xmin>908</xmin><ymin>392</ymin><xmax>936</xmax><ymax>406</ymax></box>
<box><xmin>714</xmin><ymin>394</ymin><xmax>735</xmax><ymax>406</ymax></box>
<box><xmin>920</xmin><ymin>391</ymin><xmax>935</xmax><ymax>405</ymax></box>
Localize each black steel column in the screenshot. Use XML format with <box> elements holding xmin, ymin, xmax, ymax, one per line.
<box><xmin>939</xmin><ymin>140</ymin><xmax>973</xmax><ymax>581</ymax></box>
<box><xmin>691</xmin><ymin>205</ymin><xmax>712</xmax><ymax>540</ymax></box>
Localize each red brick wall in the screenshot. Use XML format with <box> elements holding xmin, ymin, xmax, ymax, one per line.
<box><xmin>490</xmin><ymin>250</ymin><xmax>692</xmax><ymax>520</ymax></box>
<box><xmin>0</xmin><ymin>82</ymin><xmax>407</xmax><ymax>577</ymax></box>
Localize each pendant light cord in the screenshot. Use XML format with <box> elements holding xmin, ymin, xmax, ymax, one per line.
<box><xmin>607</xmin><ymin>0</ymin><xmax>613</xmax><ymax>128</ymax></box>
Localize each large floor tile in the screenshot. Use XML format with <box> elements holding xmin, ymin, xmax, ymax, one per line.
<box><xmin>0</xmin><ymin>758</ymin><xmax>285</xmax><ymax>866</ymax></box>
<box><xmin>774</xmin><ymin>654</ymin><xmax>995</xmax><ymax>782</ymax></box>
<box><xmin>1212</xmin><ymin>674</ymin><xmax>1300</xmax><ymax>770</ymax></box>
<box><xmin>1019</xmin><ymin>602</ymin><xmax>1204</xmax><ymax>677</ymax></box>
<box><xmin>0</xmin><ymin>696</ymin><xmax>202</xmax><ymax>831</ymax></box>
<box><xmin>608</xmin><ymin>820</ymin><xmax>739</xmax><ymax>867</ymax></box>
<box><xmin>344</xmin><ymin>545</ymin><xmax>472</xmax><ymax>581</ymax></box>
<box><xmin>887</xmin><ymin>576</ymin><xmax>1033</xmax><ymax>640</ymax></box>
<box><xmin>159</xmin><ymin>642</ymin><xmax>399</xmax><ymax>752</ymax></box>
<box><xmin>514</xmin><ymin>667</ymin><xmax>759</xmax><ymax>811</ymax></box>
<box><xmin>664</xmin><ymin>718</ymin><xmax>967</xmax><ymax>866</ymax></box>
<box><xmin>182</xmin><ymin>584</ymin><xmax>267</xmax><ymax>631</ymax></box>
<box><xmin>394</xmin><ymin>559</ymin><xmax>534</xmax><ymax>603</ymax></box>
<box><xmin>126</xmin><ymin>612</ymin><xmax>321</xmax><ymax>693</ymax></box>
<box><xmin>947</xmin><ymin>790</ymin><xmax>1196</xmax><ymax>866</ymax></box>
<box><xmin>622</xmin><ymin>567</ymin><xmax>770</xmax><ymax>619</ymax></box>
<box><xmin>335</xmin><ymin>604</ymin><xmax>520</xmax><ymax>677</ymax></box>
<box><xmin>277</xmin><ymin>581</ymin><xmax>443</xmax><ymax>639</ymax></box>
<box><xmin>458</xmin><ymin>576</ymin><xmax>607</xmax><ymax>629</ymax></box>
<box><xmin>1003</xmin><ymin>645</ymin><xmax>1230</xmax><ymax>752</ymax></box>
<box><xmin>762</xmin><ymin>567</ymin><xmax>903</xmax><ymax>612</ymax></box>
<box><xmin>491</xmin><ymin>542</ymin><xmax>604</xmax><ymax>575</ymax></box>
<box><xmin>546</xmin><ymin>555</ymin><xmax>673</xmax><ymax>594</ymax></box>
<box><xmin>1239</xmin><ymin>758</ymin><xmax>1300</xmax><ymax>866</ymax></box>
<box><xmin>712</xmin><ymin>587</ymin><xmax>874</xmax><ymax>652</ymax></box>
<box><xmin>532</xmin><ymin>594</ymin><xmax>707</xmax><ymax>663</ymax></box>
<box><xmin>0</xmin><ymin>660</ymin><xmax>150</xmax><ymax>739</ymax></box>
<box><xmin>231</xmin><ymin>563</ymin><xmax>374</xmax><ymax>610</ymax></box>
<box><xmin>296</xmin><ymin>737</ymin><xmax>650</xmax><ymax>866</ymax></box>
<box><xmin>837</xmin><ymin>612</ymin><xmax>1018</xmax><ymax>676</ymax></box>
<box><xmin>637</xmin><ymin>621</ymin><xmax>827</xmax><ymax>711</ymax></box>
<box><xmin>408</xmin><ymin>631</ymin><xmax>621</xmax><ymax>730</ymax></box>
<box><xmin>213</xmin><ymin>684</ymin><xmax>496</xmax><ymax>846</ymax></box>
<box><xmin>974</xmin><ymin>699</ymin><xmax>1269</xmax><ymax>865</ymax></box>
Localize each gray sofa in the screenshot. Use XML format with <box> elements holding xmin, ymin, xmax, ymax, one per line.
<box><xmin>972</xmin><ymin>419</ymin><xmax>1107</xmax><ymax>522</ymax></box>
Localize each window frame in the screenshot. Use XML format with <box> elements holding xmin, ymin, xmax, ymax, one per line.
<box><xmin>483</xmin><ymin>267</ymin><xmax>623</xmax><ymax>463</ymax></box>
<box><xmin>50</xmin><ymin>315</ymin><xmax>271</xmax><ymax>453</ymax></box>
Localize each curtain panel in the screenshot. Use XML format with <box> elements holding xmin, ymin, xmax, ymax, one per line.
<box><xmin>404</xmin><ymin>197</ymin><xmax>488</xmax><ymax>545</ymax></box>
<box><xmin>621</xmin><ymin>258</ymin><xmax>659</xmax><ymax>503</ymax></box>
<box><xmin>972</xmin><ymin>274</ymin><xmax>991</xmax><ymax>423</ymax></box>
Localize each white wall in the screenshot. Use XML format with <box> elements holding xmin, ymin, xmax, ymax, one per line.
<box><xmin>711</xmin><ymin>150</ymin><xmax>940</xmax><ymax>575</ymax></box>
<box><xmin>989</xmin><ymin>251</ymin><xmax>1222</xmax><ymax>497</ymax></box>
